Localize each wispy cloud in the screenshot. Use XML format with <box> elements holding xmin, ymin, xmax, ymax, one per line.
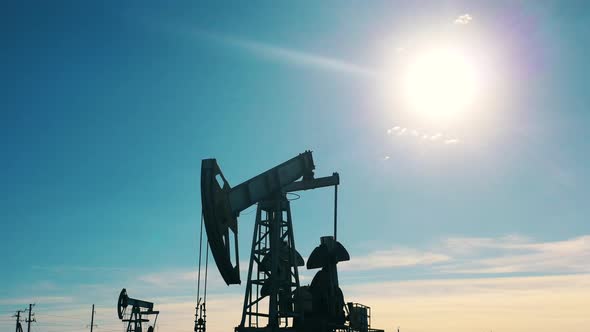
<box><xmin>31</xmin><ymin>265</ymin><xmax>127</xmax><ymax>273</ymax></box>
<box><xmin>386</xmin><ymin>126</ymin><xmax>461</xmax><ymax>146</ymax></box>
<box><xmin>348</xmin><ymin>273</ymin><xmax>590</xmax><ymax>299</ymax></box>
<box><xmin>442</xmin><ymin>234</ymin><xmax>530</xmax><ymax>253</ymax></box>
<box><xmin>136</xmin><ymin>260</ymin><xmax>251</xmax><ymax>291</ymax></box>
<box><xmin>137</xmin><ymin>269</ymin><xmax>197</xmax><ymax>289</ymax></box>
<box><xmin>444</xmin><ymin>138</ymin><xmax>459</xmax><ymax>144</ymax></box>
<box><xmin>0</xmin><ymin>296</ymin><xmax>74</xmax><ymax>305</ymax></box>
<box><xmin>454</xmin><ymin>14</ymin><xmax>473</xmax><ymax>25</ymax></box>
<box><xmin>440</xmin><ymin>235</ymin><xmax>590</xmax><ymax>274</ymax></box>
<box><xmin>340</xmin><ymin>234</ymin><xmax>590</xmax><ymax>276</ymax></box>
<box><xmin>208</xmin><ymin>33</ymin><xmax>377</xmax><ymax>78</ymax></box>
<box><xmin>150</xmin><ymin>16</ymin><xmax>380</xmax><ymax>79</ymax></box>
<box><xmin>341</xmin><ymin>247</ymin><xmax>451</xmax><ymax>272</ymax></box>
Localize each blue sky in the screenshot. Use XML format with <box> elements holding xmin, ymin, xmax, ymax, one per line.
<box><xmin>1</xmin><ymin>1</ymin><xmax>590</xmax><ymax>332</ymax></box>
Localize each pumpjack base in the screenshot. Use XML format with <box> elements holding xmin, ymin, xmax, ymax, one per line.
<box><xmin>236</xmin><ymin>328</ymin><xmax>297</xmax><ymax>332</ymax></box>
<box><xmin>235</xmin><ymin>327</ymin><xmax>384</xmax><ymax>332</ymax></box>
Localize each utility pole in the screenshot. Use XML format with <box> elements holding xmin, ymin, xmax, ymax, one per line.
<box><xmin>88</xmin><ymin>304</ymin><xmax>97</xmax><ymax>332</ymax></box>
<box><xmin>13</xmin><ymin>309</ymin><xmax>25</xmax><ymax>332</ymax></box>
<box><xmin>25</xmin><ymin>304</ymin><xmax>35</xmax><ymax>332</ymax></box>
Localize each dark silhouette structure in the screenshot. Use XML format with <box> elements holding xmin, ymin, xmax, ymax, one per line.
<box><xmin>194</xmin><ymin>297</ymin><xmax>206</xmax><ymax>332</ymax></box>
<box><xmin>117</xmin><ymin>289</ymin><xmax>159</xmax><ymax>332</ymax></box>
<box><xmin>201</xmin><ymin>151</ymin><xmax>384</xmax><ymax>332</ymax></box>
<box><xmin>88</xmin><ymin>304</ymin><xmax>97</xmax><ymax>332</ymax></box>
<box><xmin>13</xmin><ymin>309</ymin><xmax>24</xmax><ymax>332</ymax></box>
<box><xmin>25</xmin><ymin>304</ymin><xmax>35</xmax><ymax>332</ymax></box>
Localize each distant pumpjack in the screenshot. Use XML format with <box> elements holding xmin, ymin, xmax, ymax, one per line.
<box><xmin>117</xmin><ymin>289</ymin><xmax>159</xmax><ymax>332</ymax></box>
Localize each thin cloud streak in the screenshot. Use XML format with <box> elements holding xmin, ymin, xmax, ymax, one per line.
<box><xmin>151</xmin><ymin>19</ymin><xmax>378</xmax><ymax>78</ymax></box>
<box><xmin>0</xmin><ymin>296</ymin><xmax>74</xmax><ymax>305</ymax></box>
<box><xmin>386</xmin><ymin>126</ymin><xmax>461</xmax><ymax>145</ymax></box>
<box><xmin>31</xmin><ymin>265</ymin><xmax>128</xmax><ymax>273</ymax></box>
<box><xmin>439</xmin><ymin>235</ymin><xmax>590</xmax><ymax>274</ymax></box>
<box><xmin>339</xmin><ymin>234</ymin><xmax>590</xmax><ymax>276</ymax></box>
<box><xmin>340</xmin><ymin>248</ymin><xmax>451</xmax><ymax>272</ymax></box>
<box><xmin>218</xmin><ymin>34</ymin><xmax>378</xmax><ymax>78</ymax></box>
<box><xmin>135</xmin><ymin>235</ymin><xmax>590</xmax><ymax>286</ymax></box>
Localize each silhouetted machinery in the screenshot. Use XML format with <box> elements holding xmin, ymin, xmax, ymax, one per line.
<box><xmin>201</xmin><ymin>151</ymin><xmax>385</xmax><ymax>332</ymax></box>
<box><xmin>117</xmin><ymin>289</ymin><xmax>159</xmax><ymax>332</ymax></box>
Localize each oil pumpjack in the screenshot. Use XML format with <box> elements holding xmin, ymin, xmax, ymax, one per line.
<box><xmin>117</xmin><ymin>289</ymin><xmax>159</xmax><ymax>332</ymax></box>
<box><xmin>201</xmin><ymin>151</ymin><xmax>384</xmax><ymax>332</ymax></box>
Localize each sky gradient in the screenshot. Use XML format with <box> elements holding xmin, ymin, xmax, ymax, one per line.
<box><xmin>1</xmin><ymin>1</ymin><xmax>590</xmax><ymax>332</ymax></box>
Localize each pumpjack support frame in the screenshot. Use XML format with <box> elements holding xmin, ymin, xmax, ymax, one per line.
<box><xmin>238</xmin><ymin>196</ymin><xmax>303</xmax><ymax>331</ymax></box>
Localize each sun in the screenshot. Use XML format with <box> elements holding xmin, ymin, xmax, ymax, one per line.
<box><xmin>402</xmin><ymin>47</ymin><xmax>480</xmax><ymax>124</ymax></box>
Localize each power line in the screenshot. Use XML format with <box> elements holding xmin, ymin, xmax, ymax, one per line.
<box><xmin>25</xmin><ymin>304</ymin><xmax>36</xmax><ymax>332</ymax></box>
<box><xmin>13</xmin><ymin>308</ymin><xmax>25</xmax><ymax>332</ymax></box>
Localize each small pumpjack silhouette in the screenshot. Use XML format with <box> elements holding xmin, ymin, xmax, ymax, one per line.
<box><xmin>117</xmin><ymin>288</ymin><xmax>159</xmax><ymax>332</ymax></box>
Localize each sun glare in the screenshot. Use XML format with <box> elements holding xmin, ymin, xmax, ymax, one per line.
<box><xmin>403</xmin><ymin>47</ymin><xmax>480</xmax><ymax>123</ymax></box>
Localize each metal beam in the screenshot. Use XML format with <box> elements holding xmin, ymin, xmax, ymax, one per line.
<box><xmin>228</xmin><ymin>152</ymin><xmax>315</xmax><ymax>215</ymax></box>
<box><xmin>282</xmin><ymin>173</ymin><xmax>339</xmax><ymax>192</ymax></box>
